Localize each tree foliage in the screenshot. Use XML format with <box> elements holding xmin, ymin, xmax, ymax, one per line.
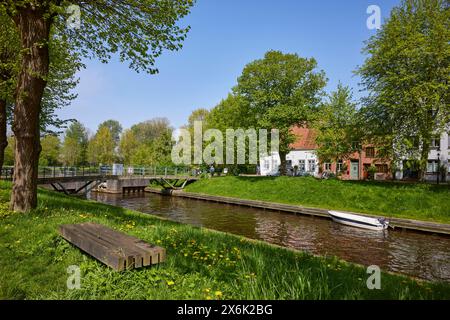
<box><xmin>122</xmin><ymin>118</ymin><xmax>174</xmax><ymax>166</ymax></box>
<box><xmin>131</xmin><ymin>117</ymin><xmax>173</xmax><ymax>145</ymax></box>
<box><xmin>0</xmin><ymin>7</ymin><xmax>82</xmax><ymax>133</ymax></box>
<box><xmin>99</xmin><ymin>119</ymin><xmax>122</xmax><ymax>146</ymax></box>
<box><xmin>233</xmin><ymin>50</ymin><xmax>327</xmax><ymax>174</ymax></box>
<box><xmin>313</xmin><ymin>84</ymin><xmax>360</xmax><ymax>173</ymax></box>
<box><xmin>357</xmin><ymin>0</ymin><xmax>450</xmax><ymax>177</ymax></box>
<box><xmin>119</xmin><ymin>129</ymin><xmax>138</xmax><ymax>165</ymax></box>
<box><xmin>3</xmin><ymin>136</ymin><xmax>14</xmax><ymax>165</ymax></box>
<box><xmin>39</xmin><ymin>134</ymin><xmax>61</xmax><ymax>166</ymax></box>
<box><xmin>87</xmin><ymin>126</ymin><xmax>115</xmax><ymax>165</ymax></box>
<box><xmin>60</xmin><ymin>121</ymin><xmax>88</xmax><ymax>166</ymax></box>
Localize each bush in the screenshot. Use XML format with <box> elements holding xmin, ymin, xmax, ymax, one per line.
<box><xmin>366</xmin><ymin>165</ymin><xmax>377</xmax><ymax>180</ymax></box>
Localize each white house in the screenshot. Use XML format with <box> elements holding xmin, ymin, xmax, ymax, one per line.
<box><xmin>260</xmin><ymin>127</ymin><xmax>319</xmax><ymax>176</ymax></box>
<box><xmin>395</xmin><ymin>130</ymin><xmax>450</xmax><ymax>182</ymax></box>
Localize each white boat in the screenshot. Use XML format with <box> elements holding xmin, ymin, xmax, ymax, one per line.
<box><xmin>328</xmin><ymin>210</ymin><xmax>389</xmax><ymax>231</ymax></box>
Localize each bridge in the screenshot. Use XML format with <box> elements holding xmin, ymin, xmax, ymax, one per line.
<box><xmin>105</xmin><ymin>175</ymin><xmax>199</xmax><ymax>194</ymax></box>
<box><xmin>1</xmin><ymin>166</ymin><xmax>199</xmax><ymax>195</ymax></box>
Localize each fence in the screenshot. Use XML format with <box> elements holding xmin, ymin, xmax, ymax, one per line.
<box><xmin>0</xmin><ymin>165</ymin><xmax>194</xmax><ymax>180</ymax></box>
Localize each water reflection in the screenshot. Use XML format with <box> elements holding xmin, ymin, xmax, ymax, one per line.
<box><xmin>88</xmin><ymin>192</ymin><xmax>450</xmax><ymax>282</ymax></box>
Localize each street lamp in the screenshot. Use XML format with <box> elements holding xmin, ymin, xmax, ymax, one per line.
<box><xmin>437</xmin><ymin>146</ymin><xmax>440</xmax><ymax>185</ymax></box>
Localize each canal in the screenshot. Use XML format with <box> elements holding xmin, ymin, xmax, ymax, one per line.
<box><xmin>88</xmin><ymin>192</ymin><xmax>450</xmax><ymax>282</ymax></box>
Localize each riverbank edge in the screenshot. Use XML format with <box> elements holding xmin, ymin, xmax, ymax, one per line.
<box><xmin>144</xmin><ymin>188</ymin><xmax>450</xmax><ymax>236</ymax></box>
<box><xmin>4</xmin><ymin>184</ymin><xmax>449</xmax><ymax>299</ymax></box>
<box><xmin>85</xmin><ymin>189</ymin><xmax>441</xmax><ymax>283</ymax></box>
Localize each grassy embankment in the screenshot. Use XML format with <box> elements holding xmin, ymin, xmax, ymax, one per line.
<box><xmin>1</xmin><ymin>180</ymin><xmax>449</xmax><ymax>299</ymax></box>
<box><xmin>184</xmin><ymin>176</ymin><xmax>450</xmax><ymax>224</ymax></box>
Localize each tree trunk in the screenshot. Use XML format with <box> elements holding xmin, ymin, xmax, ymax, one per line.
<box><xmin>279</xmin><ymin>151</ymin><xmax>287</xmax><ymax>176</ymax></box>
<box><xmin>419</xmin><ymin>144</ymin><xmax>430</xmax><ymax>182</ymax></box>
<box><xmin>0</xmin><ymin>99</ymin><xmax>8</xmax><ymax>175</ymax></box>
<box><xmin>10</xmin><ymin>7</ymin><xmax>51</xmax><ymax>212</ymax></box>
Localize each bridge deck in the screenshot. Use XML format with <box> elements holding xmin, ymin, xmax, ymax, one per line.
<box><xmin>33</xmin><ymin>175</ymin><xmax>198</xmax><ymax>184</ymax></box>
<box><xmin>37</xmin><ymin>175</ymin><xmax>117</xmax><ymax>184</ymax></box>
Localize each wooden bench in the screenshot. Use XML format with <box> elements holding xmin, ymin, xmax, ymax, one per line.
<box><xmin>58</xmin><ymin>222</ymin><xmax>165</xmax><ymax>271</ymax></box>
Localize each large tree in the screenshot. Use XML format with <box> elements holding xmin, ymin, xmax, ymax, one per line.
<box><xmin>60</xmin><ymin>121</ymin><xmax>88</xmax><ymax>166</ymax></box>
<box><xmin>0</xmin><ymin>7</ymin><xmax>81</xmax><ymax>175</ymax></box>
<box><xmin>186</xmin><ymin>108</ymin><xmax>209</xmax><ymax>131</ymax></box>
<box><xmin>99</xmin><ymin>119</ymin><xmax>122</xmax><ymax>146</ymax></box>
<box><xmin>314</xmin><ymin>84</ymin><xmax>360</xmax><ymax>174</ymax></box>
<box><xmin>205</xmin><ymin>94</ymin><xmax>257</xmax><ymax>173</ymax></box>
<box><xmin>233</xmin><ymin>50</ymin><xmax>327</xmax><ymax>175</ymax></box>
<box><xmin>87</xmin><ymin>126</ymin><xmax>115</xmax><ymax>165</ymax></box>
<box><xmin>357</xmin><ymin>0</ymin><xmax>449</xmax><ymax>179</ymax></box>
<box><xmin>0</xmin><ymin>0</ymin><xmax>194</xmax><ymax>211</ymax></box>
<box><xmin>119</xmin><ymin>129</ymin><xmax>138</xmax><ymax>165</ymax></box>
<box><xmin>39</xmin><ymin>134</ymin><xmax>61</xmax><ymax>166</ymax></box>
<box><xmin>129</xmin><ymin>118</ymin><xmax>173</xmax><ymax>166</ymax></box>
<box><xmin>131</xmin><ymin>117</ymin><xmax>173</xmax><ymax>145</ymax></box>
<box><xmin>0</xmin><ymin>9</ymin><xmax>18</xmax><ymax>174</ymax></box>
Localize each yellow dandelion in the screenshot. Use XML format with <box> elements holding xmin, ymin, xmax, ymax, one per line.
<box><xmin>166</xmin><ymin>280</ymin><xmax>175</xmax><ymax>286</ymax></box>
<box><xmin>215</xmin><ymin>291</ymin><xmax>223</xmax><ymax>298</ymax></box>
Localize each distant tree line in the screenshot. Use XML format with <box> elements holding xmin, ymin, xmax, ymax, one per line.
<box><xmin>3</xmin><ymin>117</ymin><xmax>174</xmax><ymax>167</ymax></box>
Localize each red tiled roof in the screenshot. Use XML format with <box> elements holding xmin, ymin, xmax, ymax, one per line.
<box><xmin>289</xmin><ymin>126</ymin><xmax>318</xmax><ymax>150</ymax></box>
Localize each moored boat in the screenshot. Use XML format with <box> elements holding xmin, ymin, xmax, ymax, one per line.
<box><xmin>328</xmin><ymin>210</ymin><xmax>389</xmax><ymax>231</ymax></box>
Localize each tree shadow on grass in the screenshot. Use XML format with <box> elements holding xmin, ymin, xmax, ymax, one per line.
<box><xmin>36</xmin><ymin>187</ymin><xmax>181</xmax><ymax>229</ymax></box>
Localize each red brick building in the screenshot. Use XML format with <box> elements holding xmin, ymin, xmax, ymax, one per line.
<box><xmin>320</xmin><ymin>146</ymin><xmax>392</xmax><ymax>180</ymax></box>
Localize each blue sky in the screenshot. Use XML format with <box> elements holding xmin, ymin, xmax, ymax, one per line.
<box><xmin>57</xmin><ymin>0</ymin><xmax>400</xmax><ymax>134</ymax></box>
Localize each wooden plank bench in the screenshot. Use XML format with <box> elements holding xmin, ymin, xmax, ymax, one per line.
<box><xmin>58</xmin><ymin>222</ymin><xmax>165</xmax><ymax>271</ymax></box>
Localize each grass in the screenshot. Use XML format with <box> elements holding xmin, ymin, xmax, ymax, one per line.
<box><xmin>184</xmin><ymin>176</ymin><xmax>450</xmax><ymax>224</ymax></box>
<box><xmin>0</xmin><ymin>180</ymin><xmax>449</xmax><ymax>300</ymax></box>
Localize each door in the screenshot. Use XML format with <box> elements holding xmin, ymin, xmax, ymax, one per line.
<box><xmin>350</xmin><ymin>161</ymin><xmax>359</xmax><ymax>180</ymax></box>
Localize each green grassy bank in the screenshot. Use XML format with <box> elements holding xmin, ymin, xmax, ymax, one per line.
<box><xmin>184</xmin><ymin>176</ymin><xmax>450</xmax><ymax>224</ymax></box>
<box><xmin>0</xmin><ymin>181</ymin><xmax>449</xmax><ymax>299</ymax></box>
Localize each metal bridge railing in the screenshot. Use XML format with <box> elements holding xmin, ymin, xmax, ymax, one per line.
<box><xmin>0</xmin><ymin>165</ymin><xmax>194</xmax><ymax>180</ymax></box>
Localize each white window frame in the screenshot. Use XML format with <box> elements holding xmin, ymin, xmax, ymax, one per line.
<box><xmin>430</xmin><ymin>137</ymin><xmax>440</xmax><ymax>149</ymax></box>
<box><xmin>298</xmin><ymin>160</ymin><xmax>305</xmax><ymax>172</ymax></box>
<box><xmin>308</xmin><ymin>160</ymin><xmax>316</xmax><ymax>172</ymax></box>
<box><xmin>337</xmin><ymin>161</ymin><xmax>343</xmax><ymax>172</ymax></box>
<box><xmin>427</xmin><ymin>160</ymin><xmax>438</xmax><ymax>173</ymax></box>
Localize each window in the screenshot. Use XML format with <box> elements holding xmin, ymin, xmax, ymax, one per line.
<box><xmin>430</xmin><ymin>136</ymin><xmax>440</xmax><ymax>149</ymax></box>
<box><xmin>427</xmin><ymin>160</ymin><xmax>438</xmax><ymax>173</ymax></box>
<box><xmin>308</xmin><ymin>160</ymin><xmax>316</xmax><ymax>172</ymax></box>
<box><xmin>263</xmin><ymin>160</ymin><xmax>270</xmax><ymax>170</ymax></box>
<box><xmin>337</xmin><ymin>160</ymin><xmax>343</xmax><ymax>172</ymax></box>
<box><xmin>375</xmin><ymin>164</ymin><xmax>388</xmax><ymax>173</ymax></box>
<box><xmin>365</xmin><ymin>147</ymin><xmax>375</xmax><ymax>158</ymax></box>
<box><xmin>324</xmin><ymin>163</ymin><xmax>332</xmax><ymax>171</ymax></box>
<box><xmin>286</xmin><ymin>160</ymin><xmax>292</xmax><ymax>168</ymax></box>
<box><xmin>298</xmin><ymin>160</ymin><xmax>305</xmax><ymax>172</ymax></box>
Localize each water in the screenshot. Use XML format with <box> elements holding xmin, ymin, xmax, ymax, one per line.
<box><xmin>88</xmin><ymin>192</ymin><xmax>450</xmax><ymax>282</ymax></box>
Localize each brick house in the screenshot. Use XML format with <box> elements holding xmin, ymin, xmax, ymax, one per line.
<box><xmin>320</xmin><ymin>146</ymin><xmax>392</xmax><ymax>180</ymax></box>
